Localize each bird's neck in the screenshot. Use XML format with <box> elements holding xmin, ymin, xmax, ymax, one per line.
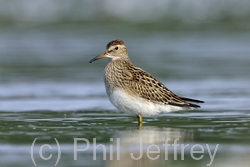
<box><xmin>108</xmin><ymin>57</ymin><xmax>131</xmax><ymax>68</ymax></box>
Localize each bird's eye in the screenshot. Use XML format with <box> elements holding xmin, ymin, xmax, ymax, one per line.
<box><xmin>115</xmin><ymin>46</ymin><xmax>119</xmax><ymax>50</ymax></box>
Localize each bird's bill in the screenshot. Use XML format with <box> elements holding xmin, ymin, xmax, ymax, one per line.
<box><xmin>89</xmin><ymin>52</ymin><xmax>107</xmax><ymax>63</ymax></box>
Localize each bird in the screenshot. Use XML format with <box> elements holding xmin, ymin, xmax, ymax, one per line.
<box><xmin>89</xmin><ymin>39</ymin><xmax>204</xmax><ymax>126</ymax></box>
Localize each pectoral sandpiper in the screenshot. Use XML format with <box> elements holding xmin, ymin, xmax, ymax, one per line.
<box><xmin>89</xmin><ymin>39</ymin><xmax>204</xmax><ymax>126</ymax></box>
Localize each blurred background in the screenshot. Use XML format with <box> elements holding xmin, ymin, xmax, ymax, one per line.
<box><xmin>0</xmin><ymin>0</ymin><xmax>250</xmax><ymax>110</ymax></box>
<box><xmin>0</xmin><ymin>1</ymin><xmax>250</xmax><ymax>167</ymax></box>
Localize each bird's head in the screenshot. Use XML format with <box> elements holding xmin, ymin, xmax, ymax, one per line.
<box><xmin>89</xmin><ymin>39</ymin><xmax>129</xmax><ymax>63</ymax></box>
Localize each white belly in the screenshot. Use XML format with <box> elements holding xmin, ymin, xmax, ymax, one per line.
<box><xmin>108</xmin><ymin>88</ymin><xmax>184</xmax><ymax>116</ymax></box>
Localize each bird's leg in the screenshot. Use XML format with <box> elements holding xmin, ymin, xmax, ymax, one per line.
<box><xmin>137</xmin><ymin>115</ymin><xmax>142</xmax><ymax>126</ymax></box>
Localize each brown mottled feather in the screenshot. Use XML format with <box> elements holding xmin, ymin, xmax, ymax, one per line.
<box><xmin>105</xmin><ymin>59</ymin><xmax>198</xmax><ymax>108</ymax></box>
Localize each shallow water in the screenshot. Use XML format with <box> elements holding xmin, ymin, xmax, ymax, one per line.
<box><xmin>1</xmin><ymin>109</ymin><xmax>250</xmax><ymax>167</ymax></box>
<box><xmin>0</xmin><ymin>23</ymin><xmax>250</xmax><ymax>167</ymax></box>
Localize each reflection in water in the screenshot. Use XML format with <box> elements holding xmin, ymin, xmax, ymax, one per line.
<box><xmin>107</xmin><ymin>126</ymin><xmax>195</xmax><ymax>167</ymax></box>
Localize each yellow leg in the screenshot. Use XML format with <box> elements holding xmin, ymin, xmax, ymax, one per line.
<box><xmin>137</xmin><ymin>115</ymin><xmax>142</xmax><ymax>126</ymax></box>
